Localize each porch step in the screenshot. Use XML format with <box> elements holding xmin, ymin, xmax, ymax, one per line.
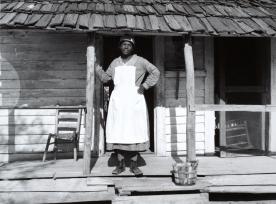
<box><xmin>0</xmin><ymin>178</ymin><xmax>114</xmax><ymax>204</ymax></box>
<box><xmin>113</xmin><ymin>193</ymin><xmax>209</xmax><ymax>204</ymax></box>
<box><xmin>87</xmin><ymin>176</ymin><xmax>209</xmax><ymax>196</ymax></box>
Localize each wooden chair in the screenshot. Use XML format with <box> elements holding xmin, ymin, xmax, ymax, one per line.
<box><xmin>226</xmin><ymin>119</ymin><xmax>253</xmax><ymax>149</ymax></box>
<box><xmin>42</xmin><ymin>108</ymin><xmax>82</xmax><ymax>162</ymax></box>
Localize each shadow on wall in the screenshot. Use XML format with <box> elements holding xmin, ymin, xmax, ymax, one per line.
<box><xmin>0</xmin><ymin>31</ymin><xmax>88</xmax><ymax>162</ymax></box>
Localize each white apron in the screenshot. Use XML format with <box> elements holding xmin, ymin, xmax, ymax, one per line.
<box><xmin>106</xmin><ymin>60</ymin><xmax>149</xmax><ymax>144</ymax></box>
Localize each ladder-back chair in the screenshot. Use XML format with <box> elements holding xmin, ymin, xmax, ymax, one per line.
<box><xmin>226</xmin><ymin>119</ymin><xmax>253</xmax><ymax>149</ymax></box>
<box><xmin>42</xmin><ymin>108</ymin><xmax>82</xmax><ymax>162</ymax></box>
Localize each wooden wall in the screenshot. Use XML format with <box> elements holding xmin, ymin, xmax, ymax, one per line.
<box><xmin>156</xmin><ymin>37</ymin><xmax>215</xmax><ymax>156</ymax></box>
<box><xmin>0</xmin><ymin>31</ymin><xmax>87</xmax><ymax>162</ymax></box>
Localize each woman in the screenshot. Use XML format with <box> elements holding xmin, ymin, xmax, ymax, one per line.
<box><xmin>96</xmin><ymin>36</ymin><xmax>160</xmax><ymax>176</ymax></box>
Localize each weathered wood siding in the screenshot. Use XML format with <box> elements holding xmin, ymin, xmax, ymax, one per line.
<box><xmin>0</xmin><ymin>31</ymin><xmax>87</xmax><ymax>162</ymax></box>
<box><xmin>158</xmin><ymin>37</ymin><xmax>215</xmax><ymax>156</ymax></box>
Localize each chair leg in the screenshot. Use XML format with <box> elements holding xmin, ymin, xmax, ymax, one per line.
<box><xmin>42</xmin><ymin>134</ymin><xmax>52</xmax><ymax>162</ymax></box>
<box><xmin>54</xmin><ymin>137</ymin><xmax>57</xmax><ymax>160</ymax></box>
<box><xmin>74</xmin><ymin>147</ymin><xmax>77</xmax><ymax>161</ymax></box>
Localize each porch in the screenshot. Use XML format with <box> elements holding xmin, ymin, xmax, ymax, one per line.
<box><xmin>1</xmin><ymin>155</ymin><xmax>276</xmax><ymax>203</ymax></box>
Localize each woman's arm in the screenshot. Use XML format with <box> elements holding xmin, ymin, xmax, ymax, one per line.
<box><xmin>95</xmin><ymin>61</ymin><xmax>114</xmax><ymax>83</ymax></box>
<box><xmin>141</xmin><ymin>59</ymin><xmax>160</xmax><ymax>90</ymax></box>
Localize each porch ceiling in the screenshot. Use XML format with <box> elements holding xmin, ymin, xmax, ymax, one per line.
<box><xmin>0</xmin><ymin>0</ymin><xmax>276</xmax><ymax>36</ymax></box>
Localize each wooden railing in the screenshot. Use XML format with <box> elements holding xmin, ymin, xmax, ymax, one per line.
<box><xmin>191</xmin><ymin>104</ymin><xmax>276</xmax><ymax>112</ymax></box>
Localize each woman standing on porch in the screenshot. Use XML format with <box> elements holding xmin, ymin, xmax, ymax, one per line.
<box><xmin>96</xmin><ymin>36</ymin><xmax>160</xmax><ymax>176</ymax></box>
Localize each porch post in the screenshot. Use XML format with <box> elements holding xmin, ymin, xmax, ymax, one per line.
<box><xmin>184</xmin><ymin>35</ymin><xmax>196</xmax><ymax>162</ymax></box>
<box><xmin>269</xmin><ymin>38</ymin><xmax>276</xmax><ymax>153</ymax></box>
<box><xmin>83</xmin><ymin>32</ymin><xmax>95</xmax><ymax>175</ymax></box>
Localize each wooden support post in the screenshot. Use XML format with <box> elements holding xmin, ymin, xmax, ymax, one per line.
<box><xmin>184</xmin><ymin>35</ymin><xmax>196</xmax><ymax>162</ymax></box>
<box><xmin>93</xmin><ymin>34</ymin><xmax>104</xmax><ymax>156</ymax></box>
<box><xmin>269</xmin><ymin>38</ymin><xmax>276</xmax><ymax>153</ymax></box>
<box><xmin>218</xmin><ymin>41</ymin><xmax>227</xmax><ymax>157</ymax></box>
<box><xmin>153</xmin><ymin>36</ymin><xmax>166</xmax><ymax>156</ymax></box>
<box><xmin>83</xmin><ymin>32</ymin><xmax>95</xmax><ymax>175</ymax></box>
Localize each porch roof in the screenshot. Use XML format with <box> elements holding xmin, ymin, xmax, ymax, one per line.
<box><xmin>0</xmin><ymin>0</ymin><xmax>276</xmax><ymax>36</ymax></box>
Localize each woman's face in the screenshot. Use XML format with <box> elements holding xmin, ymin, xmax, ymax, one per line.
<box><xmin>120</xmin><ymin>41</ymin><xmax>134</xmax><ymax>56</ymax></box>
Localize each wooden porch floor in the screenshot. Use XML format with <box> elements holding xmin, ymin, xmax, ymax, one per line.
<box><xmin>1</xmin><ymin>155</ymin><xmax>276</xmax><ymax>203</ymax></box>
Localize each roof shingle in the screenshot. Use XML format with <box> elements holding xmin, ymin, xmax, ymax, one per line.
<box><xmin>0</xmin><ymin>0</ymin><xmax>275</xmax><ymax>36</ymax></box>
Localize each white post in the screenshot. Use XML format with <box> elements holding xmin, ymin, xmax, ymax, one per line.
<box><xmin>83</xmin><ymin>32</ymin><xmax>95</xmax><ymax>175</ymax></box>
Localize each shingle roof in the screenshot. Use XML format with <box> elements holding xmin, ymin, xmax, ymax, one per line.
<box><xmin>0</xmin><ymin>0</ymin><xmax>276</xmax><ymax>36</ymax></box>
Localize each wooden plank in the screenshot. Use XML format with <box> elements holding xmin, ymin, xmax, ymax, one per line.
<box><xmin>0</xmin><ymin>124</ymin><xmax>85</xmax><ymax>136</ymax></box>
<box><xmin>165</xmin><ymin>115</ymin><xmax>205</xmax><ymax>125</ymax></box>
<box><xmin>165</xmin><ymin>108</ymin><xmax>205</xmax><ymax>117</ymax></box>
<box><xmin>0</xmin><ymin>12</ymin><xmax>16</xmax><ymax>25</ymax></box>
<box><xmin>115</xmin><ymin>14</ymin><xmax>126</xmax><ymax>28</ymax></box>
<box><xmin>0</xmin><ymin>191</ymin><xmax>113</xmax><ymax>204</ymax></box>
<box><xmin>0</xmin><ymin>134</ymin><xmax>85</xmax><ymax>145</ymax></box>
<box><xmin>166</xmin><ymin>78</ymin><xmax>205</xmax><ymax>91</ymax></box>
<box><xmin>174</xmin><ymin>15</ymin><xmax>192</xmax><ymax>32</ymax></box>
<box><xmin>155</xmin><ymin>107</ymin><xmax>166</xmax><ymax>156</ymax></box>
<box><xmin>0</xmin><ymin>143</ymin><xmax>87</xmax><ymax>153</ymax></box>
<box><xmin>165</xmin><ymin>70</ymin><xmax>207</xmax><ymax>78</ymax></box>
<box><xmin>0</xmin><ymin>60</ymin><xmax>85</xmax><ymax>71</ymax></box>
<box><xmin>204</xmin><ymin>37</ymin><xmax>215</xmax><ymax>154</ymax></box>
<box><xmin>1</xmin><ymin>97</ymin><xmax>86</xmax><ymax>108</ymax></box>
<box><xmin>49</xmin><ymin>14</ymin><xmax>65</xmax><ymax>27</ymax></box>
<box><xmin>154</xmin><ymin>36</ymin><xmax>165</xmax><ymax>106</ymax></box>
<box><xmin>0</xmin><ymin>178</ymin><xmax>107</xmax><ymax>192</ymax></box>
<box><xmin>135</xmin><ymin>15</ymin><xmax>145</xmax><ymax>30</ymax></box>
<box><xmin>0</xmin><ymin>70</ymin><xmax>86</xmax><ymax>80</ymax></box>
<box><xmin>166</xmin><ymin>141</ymin><xmax>205</xmax><ymax>151</ymax></box>
<box><xmin>93</xmin><ymin>34</ymin><xmax>104</xmax><ymax>156</ymax></box>
<box><xmin>0</xmin><ymin>109</ymin><xmax>56</xmax><ymax>116</ymax></box>
<box><xmin>104</xmin><ymin>15</ymin><xmax>116</xmax><ymax>28</ymax></box>
<box><xmin>184</xmin><ymin>36</ymin><xmax>196</xmax><ymax>162</ymax></box>
<box><xmin>204</xmin><ymin>111</ymin><xmax>215</xmax><ymax>154</ymax></box>
<box><xmin>83</xmin><ymin>33</ymin><xmax>95</xmax><ymax>175</ymax></box>
<box><xmin>0</xmin><ymin>89</ymin><xmax>85</xmax><ymax>98</ymax></box>
<box><xmin>125</xmin><ymin>14</ymin><xmax>136</xmax><ymax>29</ymax></box>
<box><xmin>164</xmin><ymin>15</ymin><xmax>182</xmax><ymax>31</ymax></box>
<box><xmin>208</xmin><ymin>186</ymin><xmax>276</xmax><ymax>194</ymax></box>
<box><xmin>270</xmin><ymin>38</ymin><xmax>276</xmax><ymax>152</ymax></box>
<box><xmin>192</xmin><ymin>104</ymin><xmax>276</xmax><ymax>112</ymax></box>
<box><xmin>165</xmin><ymin>123</ymin><xmax>205</xmax><ymax>135</ymax></box>
<box><xmin>165</xmin><ymin>97</ymin><xmax>205</xmax><ymax>107</ymax></box>
<box><xmin>207</xmin><ymin>174</ymin><xmax>276</xmax><ymax>186</ymax></box>
<box><xmin>63</xmin><ymin>14</ymin><xmax>79</xmax><ymax>27</ymax></box>
<box><xmin>12</xmin><ymin>13</ymin><xmax>28</xmax><ymax>25</ymax></box>
<box><xmin>149</xmin><ymin>15</ymin><xmax>159</xmax><ymax>30</ymax></box>
<box><xmin>165</xmin><ymin>89</ymin><xmax>204</xmax><ymax>98</ymax></box>
<box><xmin>35</xmin><ymin>14</ymin><xmax>53</xmax><ymax>28</ymax></box>
<box><xmin>217</xmin><ymin>42</ymin><xmax>226</xmax><ymax>155</ymax></box>
<box><xmin>166</xmin><ymin>132</ymin><xmax>205</xmax><ymax>143</ymax></box>
<box><xmin>114</xmin><ymin>192</ymin><xmax>209</xmax><ymax>204</ymax></box>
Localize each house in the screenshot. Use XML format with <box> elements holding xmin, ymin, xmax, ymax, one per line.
<box><xmin>0</xmin><ymin>0</ymin><xmax>276</xmax><ymax>169</ymax></box>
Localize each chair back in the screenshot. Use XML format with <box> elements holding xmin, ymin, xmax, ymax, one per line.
<box><xmin>55</xmin><ymin>108</ymin><xmax>82</xmax><ymax>139</ymax></box>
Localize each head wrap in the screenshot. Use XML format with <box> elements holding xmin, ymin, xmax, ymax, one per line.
<box><xmin>119</xmin><ymin>36</ymin><xmax>135</xmax><ymax>46</ymax></box>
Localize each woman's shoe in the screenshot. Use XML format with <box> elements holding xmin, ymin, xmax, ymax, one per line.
<box><xmin>112</xmin><ymin>159</ymin><xmax>125</xmax><ymax>175</ymax></box>
<box><xmin>130</xmin><ymin>160</ymin><xmax>143</xmax><ymax>176</ymax></box>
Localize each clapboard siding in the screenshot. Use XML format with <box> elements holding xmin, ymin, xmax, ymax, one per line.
<box><xmin>0</xmin><ymin>31</ymin><xmax>87</xmax><ymax>161</ymax></box>
<box><xmin>0</xmin><ymin>109</ymin><xmax>87</xmax><ymax>161</ymax></box>
<box><xmin>0</xmin><ymin>31</ymin><xmax>87</xmax><ymax>108</ymax></box>
<box><xmin>164</xmin><ymin>107</ymin><xmax>207</xmax><ymax>155</ymax></box>
<box><xmin>165</xmin><ymin>73</ymin><xmax>206</xmax><ymax>107</ymax></box>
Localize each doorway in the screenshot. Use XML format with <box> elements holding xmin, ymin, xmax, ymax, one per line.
<box><xmin>102</xmin><ymin>36</ymin><xmax>155</xmax><ymax>152</ymax></box>
<box><xmin>215</xmin><ymin>37</ymin><xmax>270</xmax><ymax>154</ymax></box>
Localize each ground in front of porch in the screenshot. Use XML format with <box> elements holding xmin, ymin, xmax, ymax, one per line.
<box><xmin>1</xmin><ymin>155</ymin><xmax>276</xmax><ymax>204</ymax></box>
